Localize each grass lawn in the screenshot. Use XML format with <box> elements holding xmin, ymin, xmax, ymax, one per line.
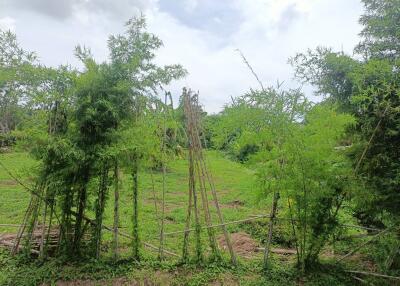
<box><xmin>0</xmin><ymin>150</ymin><xmax>371</xmax><ymax>286</ymax></box>
<box><xmin>0</xmin><ymin>150</ymin><xmax>267</xmax><ymax>259</ymax></box>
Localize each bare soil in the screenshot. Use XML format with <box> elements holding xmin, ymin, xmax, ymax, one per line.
<box><xmin>218</xmin><ymin>232</ymin><xmax>258</xmax><ymax>258</ymax></box>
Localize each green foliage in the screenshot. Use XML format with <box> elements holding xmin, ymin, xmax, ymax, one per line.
<box><xmin>257</xmin><ymin>105</ymin><xmax>355</xmax><ymax>269</ymax></box>
<box><xmin>356</xmin><ymin>0</ymin><xmax>400</xmax><ymax>60</ymax></box>
<box><xmin>0</xmin><ymin>29</ymin><xmax>37</xmax><ymax>134</ymax></box>
<box><xmin>0</xmin><ymin>15</ymin><xmax>187</xmax><ymax>260</ymax></box>
<box><xmin>289</xmin><ymin>47</ymin><xmax>360</xmax><ymax>109</ymax></box>
<box><xmin>208</xmin><ymin>86</ymin><xmax>311</xmax><ymax>161</ymax></box>
<box><xmin>2</xmin><ymin>2</ymin><xmax>400</xmax><ymax>283</ymax></box>
<box><xmin>348</xmin><ymin>60</ymin><xmax>400</xmax><ymax>225</ymax></box>
<box><xmin>289</xmin><ymin>0</ymin><xmax>400</xmax><ymax>271</ymax></box>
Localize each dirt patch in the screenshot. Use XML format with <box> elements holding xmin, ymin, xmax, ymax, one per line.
<box><xmin>220</xmin><ymin>200</ymin><xmax>245</xmax><ymax>209</ymax></box>
<box><xmin>0</xmin><ymin>147</ymin><xmax>11</xmax><ymax>153</ymax></box>
<box><xmin>209</xmin><ymin>273</ymin><xmax>240</xmax><ymax>286</ymax></box>
<box><xmin>0</xmin><ymin>179</ymin><xmax>18</xmax><ymax>186</ymax></box>
<box><xmin>226</xmin><ymin>200</ymin><xmax>245</xmax><ymax>208</ymax></box>
<box><xmin>54</xmin><ymin>270</ymin><xmax>174</xmax><ymax>286</ymax></box>
<box><xmin>218</xmin><ymin>232</ymin><xmax>258</xmax><ymax>258</ymax></box>
<box><xmin>52</xmin><ymin>278</ymin><xmax>137</xmax><ymax>286</ymax></box>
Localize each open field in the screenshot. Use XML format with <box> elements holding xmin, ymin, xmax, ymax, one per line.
<box><xmin>0</xmin><ymin>150</ymin><xmax>380</xmax><ymax>285</ymax></box>
<box><xmin>0</xmin><ymin>150</ymin><xmax>263</xmax><ymax>256</ymax></box>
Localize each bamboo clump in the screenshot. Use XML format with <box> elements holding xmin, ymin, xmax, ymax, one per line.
<box><xmin>182</xmin><ymin>88</ymin><xmax>237</xmax><ymax>265</ymax></box>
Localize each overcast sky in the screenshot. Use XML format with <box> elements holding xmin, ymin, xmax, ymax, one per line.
<box><xmin>0</xmin><ymin>0</ymin><xmax>364</xmax><ymax>113</ymax></box>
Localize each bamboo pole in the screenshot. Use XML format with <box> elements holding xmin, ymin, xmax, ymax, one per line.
<box><xmin>191</xmin><ymin>93</ymin><xmax>236</xmax><ymax>264</ymax></box>
<box><xmin>69</xmin><ymin>211</ymin><xmax>179</xmax><ymax>258</ymax></box>
<box><xmin>354</xmin><ymin>105</ymin><xmax>390</xmax><ymax>173</ymax></box>
<box><xmin>182</xmin><ymin>146</ymin><xmax>194</xmax><ymax>261</ymax></box>
<box><xmin>165</xmin><ymin>214</ymin><xmax>272</xmax><ymax>236</ymax></box>
<box><xmin>39</xmin><ymin>194</ymin><xmax>48</xmax><ymax>259</ymax></box>
<box><xmin>113</xmin><ymin>162</ymin><xmax>120</xmax><ymax>260</ymax></box>
<box><xmin>184</xmin><ymin>90</ymin><xmax>203</xmax><ymax>262</ymax></box>
<box><xmin>338</xmin><ymin>227</ymin><xmax>392</xmax><ymax>262</ymax></box>
<box><xmin>131</xmin><ymin>155</ymin><xmax>140</xmax><ymax>260</ymax></box>
<box><xmin>263</xmin><ymin>191</ymin><xmax>279</xmax><ymax>269</ymax></box>
<box><xmin>346</xmin><ymin>270</ymin><xmax>400</xmax><ymax>281</ymax></box>
<box><xmin>150</xmin><ymin>171</ymin><xmax>160</xmax><ymax>226</ymax></box>
<box><xmin>189</xmin><ymin>93</ymin><xmax>220</xmax><ymax>259</ymax></box>
<box><xmin>12</xmin><ymin>196</ymin><xmax>34</xmax><ymax>255</ymax></box>
<box><xmin>159</xmin><ymin>92</ymin><xmax>168</xmax><ymax>261</ymax></box>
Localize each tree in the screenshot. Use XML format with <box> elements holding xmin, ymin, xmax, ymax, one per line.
<box><xmin>266</xmin><ymin>105</ymin><xmax>354</xmax><ymax>270</ymax></box>
<box><xmin>348</xmin><ymin>59</ymin><xmax>400</xmax><ymax>226</ymax></box>
<box><xmin>356</xmin><ymin>0</ymin><xmax>400</xmax><ymax>61</ymax></box>
<box><xmin>13</xmin><ymin>16</ymin><xmax>186</xmax><ymax>260</ymax></box>
<box><xmin>290</xmin><ymin>0</ymin><xmax>400</xmax><ymax>231</ymax></box>
<box><xmin>289</xmin><ymin>47</ymin><xmax>360</xmax><ymax>110</ymax></box>
<box><xmin>0</xmin><ymin>29</ymin><xmax>37</xmax><ymax>134</ymax></box>
<box><xmin>208</xmin><ymin>86</ymin><xmax>310</xmax><ymax>162</ymax></box>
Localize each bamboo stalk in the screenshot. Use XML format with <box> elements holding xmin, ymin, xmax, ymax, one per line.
<box><xmin>182</xmin><ymin>147</ymin><xmax>194</xmax><ymax>261</ymax></box>
<box><xmin>131</xmin><ymin>155</ymin><xmax>140</xmax><ymax>260</ymax></box>
<box><xmin>189</xmin><ymin>94</ymin><xmax>220</xmax><ymax>259</ymax></box>
<box><xmin>69</xmin><ymin>210</ymin><xmax>179</xmax><ymax>258</ymax></box>
<box><xmin>158</xmin><ymin>92</ymin><xmax>168</xmax><ymax>261</ymax></box>
<box><xmin>150</xmin><ymin>171</ymin><xmax>160</xmax><ymax>227</ymax></box>
<box><xmin>351</xmin><ymin>276</ymin><xmax>370</xmax><ymax>285</ymax></box>
<box><xmin>346</xmin><ymin>270</ymin><xmax>400</xmax><ymax>281</ymax></box>
<box><xmin>190</xmin><ymin>92</ymin><xmax>236</xmax><ymax>264</ymax></box>
<box><xmin>263</xmin><ymin>191</ymin><xmax>279</xmax><ymax>269</ymax></box>
<box><xmin>195</xmin><ymin>135</ymin><xmax>236</xmax><ymax>264</ymax></box>
<box><xmin>165</xmin><ymin>214</ymin><xmax>272</xmax><ymax>236</ymax></box>
<box><xmin>338</xmin><ymin>227</ymin><xmax>392</xmax><ymax>262</ymax></box>
<box><xmin>113</xmin><ymin>162</ymin><xmax>120</xmax><ymax>260</ymax></box>
<box><xmin>183</xmin><ymin>89</ymin><xmax>202</xmax><ymax>262</ymax></box>
<box><xmin>0</xmin><ymin>224</ymin><xmax>27</xmax><ymax>228</ymax></box>
<box><xmin>39</xmin><ymin>195</ymin><xmax>48</xmax><ymax>259</ymax></box>
<box><xmin>355</xmin><ymin>105</ymin><xmax>390</xmax><ymax>173</ymax></box>
<box><xmin>12</xmin><ymin>195</ymin><xmax>34</xmax><ymax>255</ymax></box>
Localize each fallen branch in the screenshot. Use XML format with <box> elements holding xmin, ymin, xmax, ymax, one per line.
<box><xmin>338</xmin><ymin>227</ymin><xmax>392</xmax><ymax>262</ymax></box>
<box><xmin>0</xmin><ymin>224</ymin><xmax>26</xmax><ymax>228</ymax></box>
<box><xmin>69</xmin><ymin>211</ymin><xmax>180</xmax><ymax>258</ymax></box>
<box><xmin>101</xmin><ymin>224</ymin><xmax>179</xmax><ymax>258</ymax></box>
<box><xmin>341</xmin><ymin>224</ymin><xmax>382</xmax><ymax>232</ymax></box>
<box><xmin>351</xmin><ymin>275</ymin><xmax>371</xmax><ymax>285</ymax></box>
<box><xmin>0</xmin><ymin>239</ymin><xmax>40</xmax><ymax>254</ymax></box>
<box><xmin>163</xmin><ymin>214</ymin><xmax>272</xmax><ymax>236</ymax></box>
<box><xmin>346</xmin><ymin>270</ymin><xmax>400</xmax><ymax>281</ymax></box>
<box><xmin>256</xmin><ymin>247</ymin><xmax>297</xmax><ymax>255</ymax></box>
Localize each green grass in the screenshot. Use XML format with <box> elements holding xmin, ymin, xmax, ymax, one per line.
<box><xmin>0</xmin><ymin>150</ymin><xmax>371</xmax><ymax>285</ymax></box>
<box><xmin>0</xmin><ymin>152</ymin><xmax>38</xmax><ymax>232</ymax></box>
<box><xmin>0</xmin><ymin>150</ymin><xmax>265</xmax><ymax>258</ymax></box>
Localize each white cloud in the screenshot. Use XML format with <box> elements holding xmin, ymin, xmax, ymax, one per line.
<box><xmin>183</xmin><ymin>0</ymin><xmax>198</xmax><ymax>13</ymax></box>
<box><xmin>0</xmin><ymin>0</ymin><xmax>364</xmax><ymax>113</ymax></box>
<box><xmin>4</xmin><ymin>0</ymin><xmax>156</xmax><ymax>20</ymax></box>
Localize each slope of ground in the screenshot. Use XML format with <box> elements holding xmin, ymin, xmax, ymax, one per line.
<box><xmin>0</xmin><ymin>150</ymin><xmax>372</xmax><ymax>286</ymax></box>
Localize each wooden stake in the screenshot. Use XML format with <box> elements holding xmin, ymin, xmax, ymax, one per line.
<box><xmin>263</xmin><ymin>191</ymin><xmax>279</xmax><ymax>269</ymax></box>
<box><xmin>132</xmin><ymin>155</ymin><xmax>140</xmax><ymax>260</ymax></box>
<box><xmin>39</xmin><ymin>194</ymin><xmax>48</xmax><ymax>259</ymax></box>
<box><xmin>159</xmin><ymin>92</ymin><xmax>168</xmax><ymax>261</ymax></box>
<box><xmin>113</xmin><ymin>162</ymin><xmax>120</xmax><ymax>260</ymax></box>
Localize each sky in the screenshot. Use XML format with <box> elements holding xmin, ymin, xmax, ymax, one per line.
<box><xmin>0</xmin><ymin>0</ymin><xmax>364</xmax><ymax>113</ymax></box>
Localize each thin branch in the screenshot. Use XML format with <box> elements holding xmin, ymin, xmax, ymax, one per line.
<box><xmin>236</xmin><ymin>49</ymin><xmax>265</xmax><ymax>91</ymax></box>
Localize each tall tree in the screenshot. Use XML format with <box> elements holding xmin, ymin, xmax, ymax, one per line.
<box><xmin>0</xmin><ymin>29</ymin><xmax>37</xmax><ymax>134</ymax></box>
<box><xmin>356</xmin><ymin>0</ymin><xmax>400</xmax><ymax>60</ymax></box>
<box><xmin>290</xmin><ymin>0</ymin><xmax>400</xmax><ymax>230</ymax></box>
